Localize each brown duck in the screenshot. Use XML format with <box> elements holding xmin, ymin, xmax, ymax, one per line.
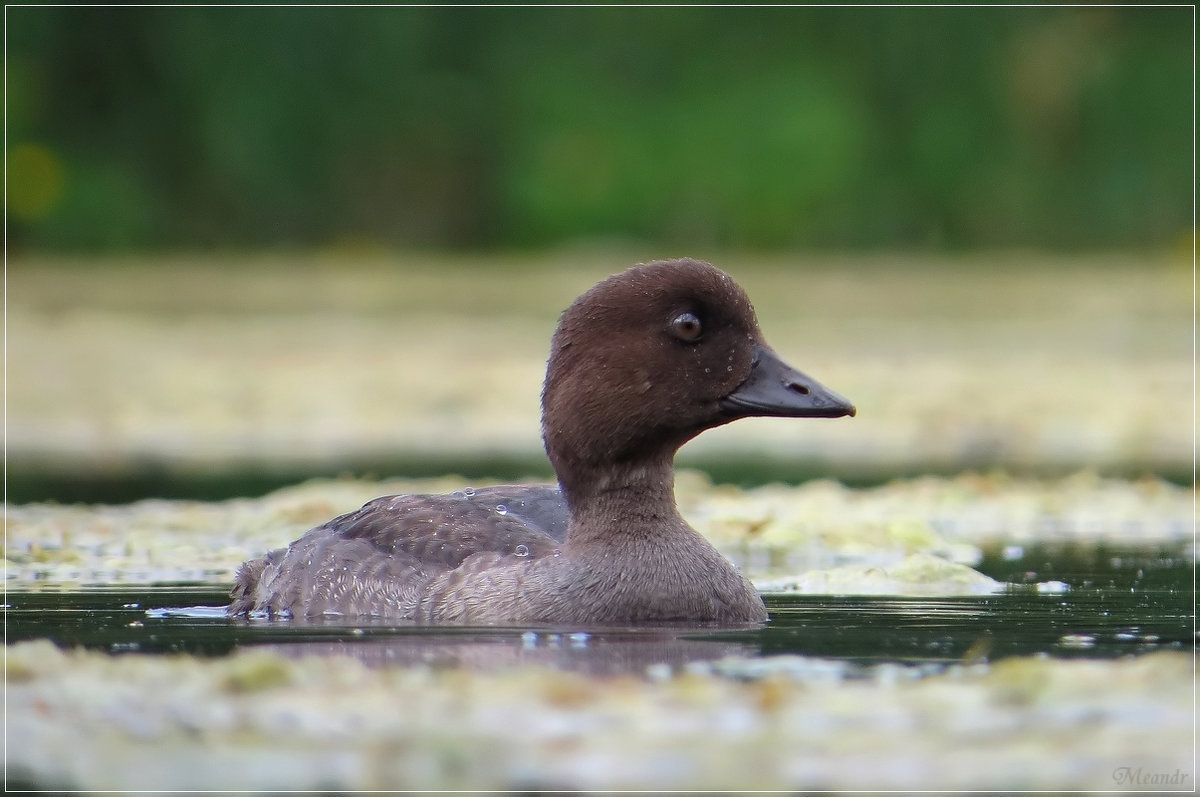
<box><xmin>230</xmin><ymin>259</ymin><xmax>855</xmax><ymax>624</ymax></box>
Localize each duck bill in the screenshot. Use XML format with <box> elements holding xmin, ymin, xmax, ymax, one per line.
<box><xmin>719</xmin><ymin>344</ymin><xmax>856</xmax><ymax>420</ymax></box>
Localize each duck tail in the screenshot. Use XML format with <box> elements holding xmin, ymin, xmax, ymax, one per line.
<box><xmin>228</xmin><ymin>556</ymin><xmax>267</xmax><ymax>616</ymax></box>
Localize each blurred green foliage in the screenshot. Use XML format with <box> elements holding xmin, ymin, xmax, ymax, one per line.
<box><xmin>5</xmin><ymin>6</ymin><xmax>1192</xmax><ymax>252</ymax></box>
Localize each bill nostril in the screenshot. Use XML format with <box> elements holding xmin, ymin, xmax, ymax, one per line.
<box><xmin>787</xmin><ymin>382</ymin><xmax>810</xmax><ymax>396</ymax></box>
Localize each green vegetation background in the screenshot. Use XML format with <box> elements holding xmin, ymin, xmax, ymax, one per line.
<box><xmin>6</xmin><ymin>6</ymin><xmax>1192</xmax><ymax>254</ymax></box>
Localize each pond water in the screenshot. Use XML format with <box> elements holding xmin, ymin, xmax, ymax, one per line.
<box><xmin>7</xmin><ymin>543</ymin><xmax>1191</xmax><ymax>677</ymax></box>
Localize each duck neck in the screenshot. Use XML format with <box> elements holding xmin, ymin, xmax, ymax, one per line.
<box><xmin>559</xmin><ymin>455</ymin><xmax>684</xmax><ymax>547</ymax></box>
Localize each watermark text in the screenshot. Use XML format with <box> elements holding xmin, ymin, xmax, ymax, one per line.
<box><xmin>1112</xmin><ymin>766</ymin><xmax>1191</xmax><ymax>787</ymax></box>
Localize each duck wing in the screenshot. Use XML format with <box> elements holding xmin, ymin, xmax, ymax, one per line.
<box><xmin>229</xmin><ymin>484</ymin><xmax>567</xmax><ymax>618</ymax></box>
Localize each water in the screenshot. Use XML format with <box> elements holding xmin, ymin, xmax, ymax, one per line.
<box><xmin>5</xmin><ymin>543</ymin><xmax>1191</xmax><ymax>676</ymax></box>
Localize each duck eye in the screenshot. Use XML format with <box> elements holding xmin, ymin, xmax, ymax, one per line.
<box><xmin>670</xmin><ymin>312</ymin><xmax>704</xmax><ymax>342</ymax></box>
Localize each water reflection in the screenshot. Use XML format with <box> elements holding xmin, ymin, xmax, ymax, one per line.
<box><xmin>242</xmin><ymin>628</ymin><xmax>760</xmax><ymax>676</ymax></box>
<box><xmin>5</xmin><ymin>543</ymin><xmax>1191</xmax><ymax>676</ymax></box>
<box><xmin>209</xmin><ymin>609</ymin><xmax>768</xmax><ymax>674</ymax></box>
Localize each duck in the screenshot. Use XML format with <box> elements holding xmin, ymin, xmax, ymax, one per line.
<box><xmin>229</xmin><ymin>258</ymin><xmax>855</xmax><ymax>624</ymax></box>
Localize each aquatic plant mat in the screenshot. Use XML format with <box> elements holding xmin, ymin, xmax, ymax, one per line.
<box><xmin>4</xmin><ymin>470</ymin><xmax>1190</xmax><ymax>588</ymax></box>
<box><xmin>7</xmin><ymin>639</ymin><xmax>1191</xmax><ymax>791</ymax></box>
<box><xmin>5</xmin><ymin>471</ymin><xmax>1195</xmax><ymax>790</ymax></box>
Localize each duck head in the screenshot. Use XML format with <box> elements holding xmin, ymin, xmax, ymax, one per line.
<box><xmin>541</xmin><ymin>258</ymin><xmax>855</xmax><ymax>498</ymax></box>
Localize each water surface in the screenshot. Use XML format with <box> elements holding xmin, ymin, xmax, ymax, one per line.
<box><xmin>6</xmin><ymin>543</ymin><xmax>1190</xmax><ymax>677</ymax></box>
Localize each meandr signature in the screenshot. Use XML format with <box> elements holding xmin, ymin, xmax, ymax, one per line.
<box><xmin>1112</xmin><ymin>766</ymin><xmax>1190</xmax><ymax>787</ymax></box>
